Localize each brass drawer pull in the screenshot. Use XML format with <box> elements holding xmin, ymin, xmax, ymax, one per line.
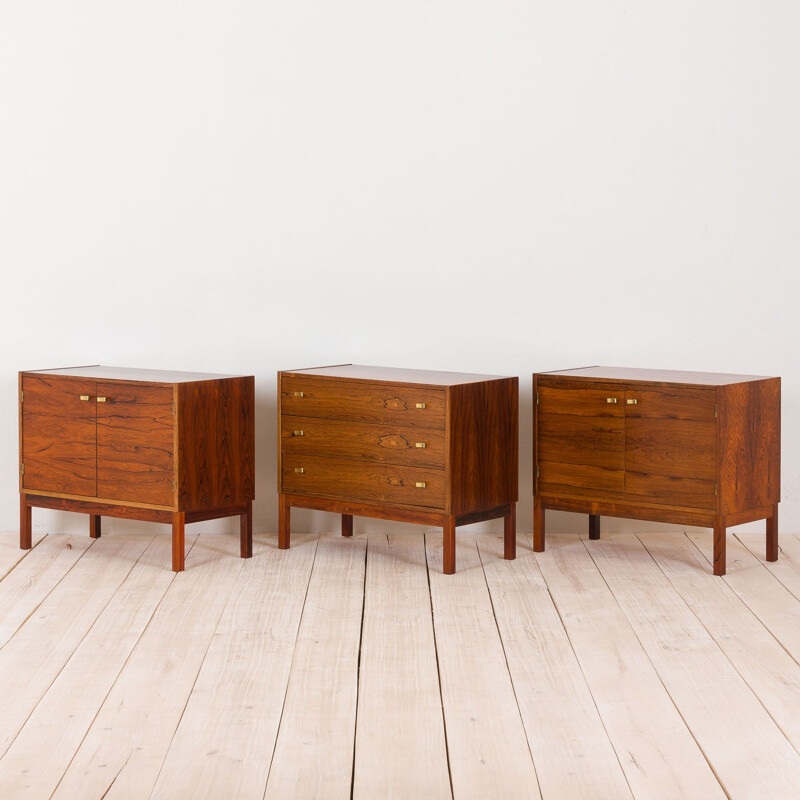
<box><xmin>79</xmin><ymin>395</ymin><xmax>90</xmax><ymax>401</ymax></box>
<box><xmin>606</xmin><ymin>398</ymin><xmax>617</xmax><ymax>404</ymax></box>
<box><xmin>294</xmin><ymin>391</ymin><xmax>304</xmax><ymax>398</ymax></box>
<box><xmin>293</xmin><ymin>430</ymin><xmax>304</xmax><ymax>436</ymax></box>
<box><xmin>627</xmin><ymin>398</ymin><xmax>638</xmax><ymax>405</ymax></box>
<box><xmin>415</xmin><ymin>481</ymin><xmax>426</xmax><ymax>488</ymax></box>
<box><xmin>294</xmin><ymin>467</ymin><xmax>304</xmax><ymax>474</ymax></box>
<box><xmin>415</xmin><ymin>402</ymin><xmax>426</xmax><ymax>409</ymax></box>
<box><xmin>415</xmin><ymin>442</ymin><xmax>426</xmax><ymax>448</ymax></box>
<box><xmin>97</xmin><ymin>397</ymin><xmax>107</xmax><ymax>403</ymax></box>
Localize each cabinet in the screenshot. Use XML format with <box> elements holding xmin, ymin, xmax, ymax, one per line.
<box><xmin>19</xmin><ymin>366</ymin><xmax>255</xmax><ymax>571</ymax></box>
<box><xmin>533</xmin><ymin>367</ymin><xmax>780</xmax><ymax>575</ymax></box>
<box><xmin>278</xmin><ymin>365</ymin><xmax>518</xmax><ymax>573</ymax></box>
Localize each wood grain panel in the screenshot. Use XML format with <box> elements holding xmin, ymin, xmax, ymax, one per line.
<box><xmin>177</xmin><ymin>376</ymin><xmax>255</xmax><ymax>511</ymax></box>
<box><xmin>624</xmin><ymin>387</ymin><xmax>716</xmax><ymax>422</ymax></box>
<box><xmin>538</xmin><ymin>414</ymin><xmax>624</xmax><ymax>470</ymax></box>
<box><xmin>448</xmin><ymin>377</ymin><xmax>518</xmax><ymax>515</ymax></box>
<box><xmin>538</xmin><ymin>461</ymin><xmax>624</xmax><ymax>496</ymax></box>
<box><xmin>624</xmin><ymin>472</ymin><xmax>716</xmax><ymax>510</ymax></box>
<box><xmin>281</xmin><ymin>377</ymin><xmax>446</xmax><ymax>429</ymax></box>
<box><xmin>537</xmin><ymin>385</ymin><xmax>624</xmax><ymax>417</ymax></box>
<box><xmin>97</xmin><ymin>384</ymin><xmax>174</xmax><ymax>507</ymax></box>
<box><xmin>21</xmin><ymin>375</ymin><xmax>97</xmax><ymax>496</ymax></box>
<box><xmin>718</xmin><ymin>378</ymin><xmax>780</xmax><ymax>514</ymax></box>
<box><xmin>625</xmin><ymin>419</ymin><xmax>716</xmax><ymax>481</ymax></box>
<box><xmin>280</xmin><ymin>416</ymin><xmax>445</xmax><ymax>468</ymax></box>
<box><xmin>282</xmin><ymin>455</ymin><xmax>445</xmax><ymax>509</ymax></box>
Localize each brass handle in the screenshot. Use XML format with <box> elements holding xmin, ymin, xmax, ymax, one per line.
<box><xmin>294</xmin><ymin>467</ymin><xmax>304</xmax><ymax>473</ymax></box>
<box><xmin>415</xmin><ymin>481</ymin><xmax>426</xmax><ymax>488</ymax></box>
<box><xmin>294</xmin><ymin>391</ymin><xmax>304</xmax><ymax>398</ymax></box>
<box><xmin>97</xmin><ymin>397</ymin><xmax>107</xmax><ymax>403</ymax></box>
<box><xmin>606</xmin><ymin>398</ymin><xmax>617</xmax><ymax>404</ymax></box>
<box><xmin>293</xmin><ymin>430</ymin><xmax>304</xmax><ymax>436</ymax></box>
<box><xmin>79</xmin><ymin>395</ymin><xmax>90</xmax><ymax>401</ymax></box>
<box><xmin>415</xmin><ymin>442</ymin><xmax>426</xmax><ymax>448</ymax></box>
<box><xmin>415</xmin><ymin>402</ymin><xmax>426</xmax><ymax>409</ymax></box>
<box><xmin>626</xmin><ymin>398</ymin><xmax>638</xmax><ymax>405</ymax></box>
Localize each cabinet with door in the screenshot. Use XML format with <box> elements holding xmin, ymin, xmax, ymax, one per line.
<box><xmin>278</xmin><ymin>364</ymin><xmax>518</xmax><ymax>574</ymax></box>
<box><xmin>19</xmin><ymin>366</ymin><xmax>255</xmax><ymax>571</ymax></box>
<box><xmin>533</xmin><ymin>367</ymin><xmax>780</xmax><ymax>575</ymax></box>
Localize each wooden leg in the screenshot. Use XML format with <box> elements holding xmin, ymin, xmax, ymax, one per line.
<box><xmin>533</xmin><ymin>495</ymin><xmax>544</xmax><ymax>552</ymax></box>
<box><xmin>20</xmin><ymin>494</ymin><xmax>31</xmax><ymax>550</ymax></box>
<box><xmin>342</xmin><ymin>514</ymin><xmax>353</xmax><ymax>538</ymax></box>
<box><xmin>172</xmin><ymin>512</ymin><xmax>185</xmax><ymax>572</ymax></box>
<box><xmin>89</xmin><ymin>515</ymin><xmax>101</xmax><ymax>539</ymax></box>
<box><xmin>278</xmin><ymin>493</ymin><xmax>290</xmax><ymax>550</ymax></box>
<box><xmin>589</xmin><ymin>514</ymin><xmax>600</xmax><ymax>540</ymax></box>
<box><xmin>766</xmin><ymin>504</ymin><xmax>779</xmax><ymax>562</ymax></box>
<box><xmin>240</xmin><ymin>500</ymin><xmax>253</xmax><ymax>558</ymax></box>
<box><xmin>443</xmin><ymin>515</ymin><xmax>456</xmax><ymax>575</ymax></box>
<box><xmin>713</xmin><ymin>517</ymin><xmax>726</xmax><ymax>576</ymax></box>
<box><xmin>503</xmin><ymin>503</ymin><xmax>516</xmax><ymax>560</ymax></box>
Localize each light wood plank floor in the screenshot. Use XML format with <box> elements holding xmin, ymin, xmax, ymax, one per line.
<box><xmin>1</xmin><ymin>528</ymin><xmax>799</xmax><ymax>799</ymax></box>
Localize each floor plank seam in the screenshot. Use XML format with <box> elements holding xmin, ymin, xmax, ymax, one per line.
<box><xmin>347</xmin><ymin>534</ymin><xmax>369</xmax><ymax>800</ymax></box>
<box><xmin>734</xmin><ymin>533</ymin><xmax>800</xmax><ymax>603</ymax></box>
<box><xmin>262</xmin><ymin>534</ymin><xmax>322</xmax><ymax>799</ymax></box>
<box><xmin>476</xmin><ymin>536</ymin><xmax>544</xmax><ymax>800</ymax></box>
<box><xmin>0</xmin><ymin>532</ymin><xmax>48</xmax><ymax>583</ymax></box>
<box><xmin>424</xmin><ymin>532</ymin><xmax>455</xmax><ymax>800</ymax></box>
<box><xmin>580</xmin><ymin>534</ymin><xmax>732</xmax><ymax>799</ymax></box>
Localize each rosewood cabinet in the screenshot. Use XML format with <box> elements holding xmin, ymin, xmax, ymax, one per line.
<box><xmin>19</xmin><ymin>366</ymin><xmax>255</xmax><ymax>571</ymax></box>
<box><xmin>278</xmin><ymin>364</ymin><xmax>518</xmax><ymax>574</ymax></box>
<box><xmin>533</xmin><ymin>367</ymin><xmax>780</xmax><ymax>575</ymax></box>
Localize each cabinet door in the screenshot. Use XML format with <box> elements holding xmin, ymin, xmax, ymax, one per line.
<box><xmin>97</xmin><ymin>384</ymin><xmax>175</xmax><ymax>506</ymax></box>
<box><xmin>537</xmin><ymin>383</ymin><xmax>625</xmax><ymax>496</ymax></box>
<box><xmin>624</xmin><ymin>388</ymin><xmax>716</xmax><ymax>509</ymax></box>
<box><xmin>22</xmin><ymin>375</ymin><xmax>97</xmax><ymax>496</ymax></box>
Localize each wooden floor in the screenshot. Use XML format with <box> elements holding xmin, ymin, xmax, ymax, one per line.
<box><xmin>2</xmin><ymin>528</ymin><xmax>800</xmax><ymax>799</ymax></box>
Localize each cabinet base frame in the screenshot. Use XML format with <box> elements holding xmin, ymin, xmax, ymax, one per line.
<box><xmin>278</xmin><ymin>492</ymin><xmax>516</xmax><ymax>574</ymax></box>
<box><xmin>20</xmin><ymin>493</ymin><xmax>253</xmax><ymax>572</ymax></box>
<box><xmin>534</xmin><ymin>494</ymin><xmax>778</xmax><ymax>576</ymax></box>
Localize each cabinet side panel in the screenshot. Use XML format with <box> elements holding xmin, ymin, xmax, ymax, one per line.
<box><xmin>449</xmin><ymin>377</ymin><xmax>518</xmax><ymax>516</ymax></box>
<box><xmin>177</xmin><ymin>376</ymin><xmax>255</xmax><ymax>511</ymax></box>
<box><xmin>719</xmin><ymin>378</ymin><xmax>781</xmax><ymax>515</ymax></box>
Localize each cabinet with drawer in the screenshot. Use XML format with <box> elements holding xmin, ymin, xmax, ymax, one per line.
<box><xmin>533</xmin><ymin>367</ymin><xmax>780</xmax><ymax>575</ymax></box>
<box><xmin>278</xmin><ymin>365</ymin><xmax>518</xmax><ymax>574</ymax></box>
<box><xmin>20</xmin><ymin>366</ymin><xmax>255</xmax><ymax>571</ymax></box>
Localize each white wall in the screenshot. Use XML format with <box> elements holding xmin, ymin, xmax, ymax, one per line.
<box><xmin>1</xmin><ymin>2</ymin><xmax>798</xmax><ymax>539</ymax></box>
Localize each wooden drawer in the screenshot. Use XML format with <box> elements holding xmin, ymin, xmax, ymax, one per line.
<box><xmin>97</xmin><ymin>384</ymin><xmax>174</xmax><ymax>506</ymax></box>
<box><xmin>281</xmin><ymin>416</ymin><xmax>445</xmax><ymax>468</ymax></box>
<box><xmin>281</xmin><ymin>377</ymin><xmax>446</xmax><ymax>429</ymax></box>
<box><xmin>282</xmin><ymin>454</ymin><xmax>445</xmax><ymax>509</ymax></box>
<box><xmin>538</xmin><ymin>382</ymin><xmax>625</xmax><ymax>417</ymax></box>
<box><xmin>624</xmin><ymin>387</ymin><xmax>716</xmax><ymax>422</ymax></box>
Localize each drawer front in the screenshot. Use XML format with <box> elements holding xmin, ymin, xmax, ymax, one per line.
<box><xmin>22</xmin><ymin>375</ymin><xmax>97</xmax><ymax>496</ymax></box>
<box><xmin>282</xmin><ymin>454</ymin><xmax>445</xmax><ymax>509</ymax></box>
<box><xmin>281</xmin><ymin>377</ymin><xmax>446</xmax><ymax>429</ymax></box>
<box><xmin>624</xmin><ymin>387</ymin><xmax>716</xmax><ymax>422</ymax></box>
<box><xmin>97</xmin><ymin>384</ymin><xmax>175</xmax><ymax>506</ymax></box>
<box><xmin>538</xmin><ymin>383</ymin><xmax>625</xmax><ymax>417</ymax></box>
<box><xmin>281</xmin><ymin>416</ymin><xmax>445</xmax><ymax>468</ymax></box>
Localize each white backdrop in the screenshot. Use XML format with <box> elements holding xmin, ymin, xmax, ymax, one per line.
<box><xmin>1</xmin><ymin>2</ymin><xmax>797</xmax><ymax>539</ymax></box>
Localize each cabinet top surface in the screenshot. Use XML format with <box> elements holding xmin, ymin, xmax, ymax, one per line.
<box><xmin>538</xmin><ymin>366</ymin><xmax>776</xmax><ymax>386</ymax></box>
<box><xmin>23</xmin><ymin>365</ymin><xmax>250</xmax><ymax>384</ymax></box>
<box><xmin>282</xmin><ymin>364</ymin><xmax>512</xmax><ymax>386</ymax></box>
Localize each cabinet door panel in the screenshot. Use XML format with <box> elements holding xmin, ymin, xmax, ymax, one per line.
<box><xmin>625</xmin><ymin>387</ymin><xmax>716</xmax><ymax>422</ymax></box>
<box><xmin>625</xmin><ymin>418</ymin><xmax>716</xmax><ymax>509</ymax></box>
<box><xmin>22</xmin><ymin>376</ymin><xmax>97</xmax><ymax>496</ymax></box>
<box><xmin>97</xmin><ymin>384</ymin><xmax>174</xmax><ymax>506</ymax></box>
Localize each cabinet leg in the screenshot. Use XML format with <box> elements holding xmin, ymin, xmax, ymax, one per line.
<box><xmin>504</xmin><ymin>503</ymin><xmax>516</xmax><ymax>560</ymax></box>
<box><xmin>713</xmin><ymin>518</ymin><xmax>726</xmax><ymax>576</ymax></box>
<box><xmin>767</xmin><ymin>504</ymin><xmax>779</xmax><ymax>562</ymax></box>
<box><xmin>533</xmin><ymin>495</ymin><xmax>545</xmax><ymax>552</ymax></box>
<box><xmin>342</xmin><ymin>514</ymin><xmax>353</xmax><ymax>538</ymax></box>
<box><xmin>278</xmin><ymin>493</ymin><xmax>290</xmax><ymax>550</ymax></box>
<box><xmin>240</xmin><ymin>501</ymin><xmax>253</xmax><ymax>559</ymax></box>
<box><xmin>90</xmin><ymin>515</ymin><xmax>101</xmax><ymax>539</ymax></box>
<box><xmin>20</xmin><ymin>494</ymin><xmax>31</xmax><ymax>550</ymax></box>
<box><xmin>589</xmin><ymin>514</ymin><xmax>600</xmax><ymax>540</ymax></box>
<box><xmin>172</xmin><ymin>512</ymin><xmax>185</xmax><ymax>572</ymax></box>
<box><xmin>443</xmin><ymin>516</ymin><xmax>456</xmax><ymax>575</ymax></box>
